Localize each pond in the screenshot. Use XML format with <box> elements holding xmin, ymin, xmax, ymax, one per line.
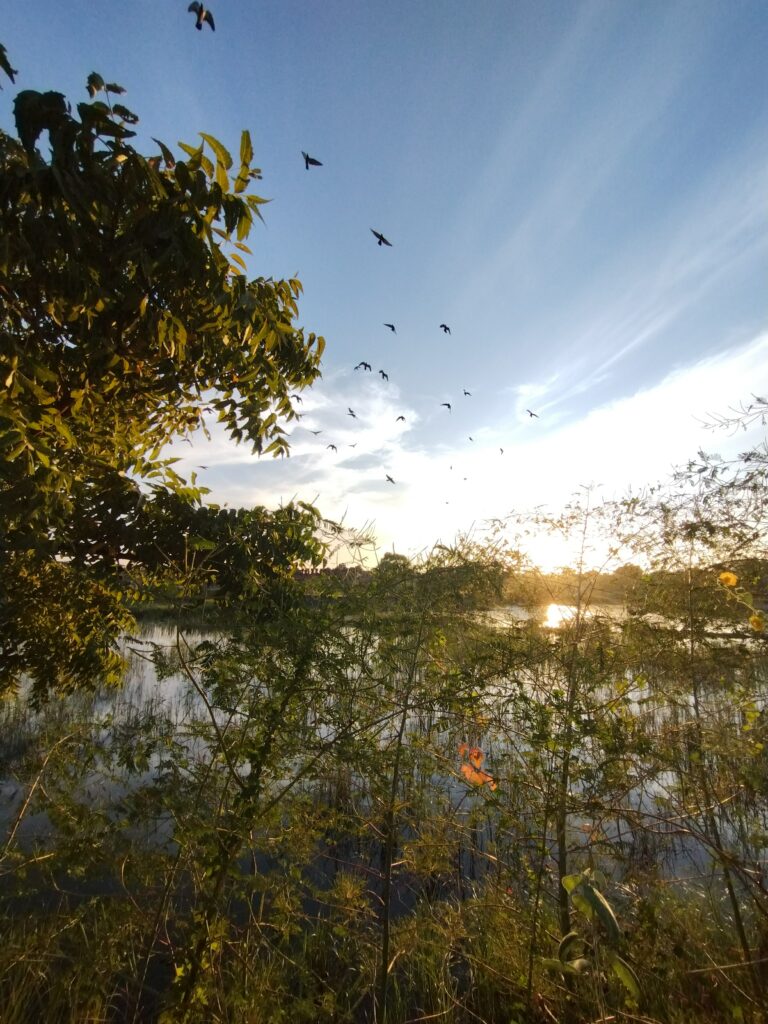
<box><xmin>3</xmin><ymin>612</ymin><xmax>765</xmax><ymax>901</ymax></box>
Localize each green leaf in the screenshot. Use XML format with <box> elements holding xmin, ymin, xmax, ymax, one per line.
<box><xmin>189</xmin><ymin>537</ymin><xmax>217</xmax><ymax>551</ymax></box>
<box><xmin>200</xmin><ymin>132</ymin><xmax>232</xmax><ymax>170</ymax></box>
<box><xmin>86</xmin><ymin>72</ymin><xmax>105</xmax><ymax>98</ymax></box>
<box><xmin>539</xmin><ymin>957</ymin><xmax>590</xmax><ymax>977</ymax></box>
<box><xmin>539</xmin><ymin>957</ymin><xmax>568</xmax><ymax>975</ymax></box>
<box><xmin>0</xmin><ymin>43</ymin><xmax>18</xmax><ymax>86</ymax></box>
<box><xmin>200</xmin><ymin>152</ymin><xmax>214</xmax><ymax>179</ymax></box>
<box><xmin>6</xmin><ymin>439</ymin><xmax>28</xmax><ymax>462</ymax></box>
<box><xmin>52</xmin><ymin>417</ymin><xmax>76</xmax><ymax>446</ymax></box>
<box><xmin>112</xmin><ymin>103</ymin><xmax>139</xmax><ymax>125</ymax></box>
<box><xmin>567</xmin><ymin>958</ymin><xmax>591</xmax><ymax>974</ymax></box>
<box><xmin>240</xmin><ymin>129</ymin><xmax>253</xmax><ymax>167</ymax></box>
<box><xmin>607</xmin><ymin>952</ymin><xmax>641</xmax><ymax>1000</ymax></box>
<box><xmin>215</xmin><ymin>160</ymin><xmax>229</xmax><ymax>191</ymax></box>
<box><xmin>14</xmin><ymin>90</ymin><xmax>67</xmax><ymax>153</ymax></box>
<box><xmin>557</xmin><ymin>931</ymin><xmax>583</xmax><ymax>963</ymax></box>
<box><xmin>178</xmin><ymin>141</ymin><xmax>204</xmax><ymax>170</ymax></box>
<box><xmin>571</xmin><ymin>884</ymin><xmax>621</xmax><ymax>945</ymax></box>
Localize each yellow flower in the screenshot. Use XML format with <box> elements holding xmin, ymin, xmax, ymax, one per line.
<box><xmin>749</xmin><ymin>613</ymin><xmax>764</xmax><ymax>633</ymax></box>
<box><xmin>718</xmin><ymin>571</ymin><xmax>739</xmax><ymax>588</ymax></box>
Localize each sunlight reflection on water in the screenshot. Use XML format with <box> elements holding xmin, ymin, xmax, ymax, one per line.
<box><xmin>543</xmin><ymin>603</ymin><xmax>590</xmax><ymax>628</ymax></box>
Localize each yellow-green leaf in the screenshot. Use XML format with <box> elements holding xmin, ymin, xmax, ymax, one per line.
<box><xmin>200</xmin><ymin>133</ymin><xmax>232</xmax><ymax>170</ymax></box>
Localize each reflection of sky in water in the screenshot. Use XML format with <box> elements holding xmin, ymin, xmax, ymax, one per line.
<box><xmin>2</xmin><ymin>620</ymin><xmax>765</xmax><ymax>885</ymax></box>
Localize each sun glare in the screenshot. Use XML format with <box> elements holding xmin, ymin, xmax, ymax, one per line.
<box><xmin>543</xmin><ymin>603</ymin><xmax>585</xmax><ymax>629</ymax></box>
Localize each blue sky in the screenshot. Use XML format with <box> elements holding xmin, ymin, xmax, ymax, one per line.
<box><xmin>4</xmin><ymin>1</ymin><xmax>768</xmax><ymax>565</ymax></box>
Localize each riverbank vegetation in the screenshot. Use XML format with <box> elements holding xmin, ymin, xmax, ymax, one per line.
<box><xmin>2</xmin><ymin>50</ymin><xmax>767</xmax><ymax>1023</ymax></box>
<box><xmin>2</xmin><ymin>475</ymin><xmax>767</xmax><ymax>1022</ymax></box>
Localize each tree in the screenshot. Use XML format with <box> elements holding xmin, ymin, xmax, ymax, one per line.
<box><xmin>0</xmin><ymin>57</ymin><xmax>327</xmax><ymax>696</ymax></box>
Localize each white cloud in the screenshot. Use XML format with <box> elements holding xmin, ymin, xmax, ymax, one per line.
<box><xmin>171</xmin><ymin>333</ymin><xmax>768</xmax><ymax>569</ymax></box>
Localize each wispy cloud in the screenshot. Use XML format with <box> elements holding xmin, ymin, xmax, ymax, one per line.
<box><xmin>505</xmin><ymin>144</ymin><xmax>767</xmax><ymax>417</ymax></box>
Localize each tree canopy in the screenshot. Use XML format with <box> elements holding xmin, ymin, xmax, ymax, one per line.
<box><xmin>0</xmin><ymin>59</ymin><xmax>327</xmax><ymax>697</ymax></box>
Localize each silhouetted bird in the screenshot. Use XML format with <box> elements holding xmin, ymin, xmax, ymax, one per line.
<box><xmin>349</xmin><ymin>443</ymin><xmax>357</xmax><ymax>448</ymax></box>
<box><xmin>386</xmin><ymin>475</ymin><xmax>395</xmax><ymax>484</ymax></box>
<box><xmin>327</xmin><ymin>444</ymin><xmax>337</xmax><ymax>452</ymax></box>
<box><xmin>396</xmin><ymin>415</ymin><xmax>405</xmax><ymax>422</ymax></box>
<box><xmin>469</xmin><ymin>436</ymin><xmax>474</xmax><ymax>441</ymax></box>
<box><xmin>188</xmin><ymin>2</ymin><xmax>215</xmax><ymax>30</ymax></box>
<box><xmin>384</xmin><ymin>323</ymin><xmax>396</xmax><ymax>333</ymax></box>
<box><xmin>526</xmin><ymin>409</ymin><xmax>539</xmax><ymax>418</ymax></box>
<box><xmin>292</xmin><ymin>395</ymin><xmax>303</xmax><ymax>403</ymax></box>
<box><xmin>463</xmin><ymin>389</ymin><xmax>471</xmax><ymax>396</ymax></box>
<box><xmin>354</xmin><ymin>361</ymin><xmax>372</xmax><ymax>371</ymax></box>
<box><xmin>500</xmin><ymin>448</ymin><xmax>504</xmax><ymax>455</ymax></box>
<box><xmin>347</xmin><ymin>408</ymin><xmax>357</xmax><ymax>418</ymax></box>
<box><xmin>439</xmin><ymin>324</ymin><xmax>451</xmax><ymax>334</ymax></box>
<box><xmin>302</xmin><ymin>151</ymin><xmax>322</xmax><ymax>169</ymax></box>
<box><xmin>371</xmin><ymin>229</ymin><xmax>392</xmax><ymax>247</ymax></box>
<box><xmin>379</xmin><ymin>370</ymin><xmax>389</xmax><ymax>381</ymax></box>
<box><xmin>441</xmin><ymin>403</ymin><xmax>452</xmax><ymax>412</ymax></box>
<box><xmin>310</xmin><ymin>430</ymin><xmax>322</xmax><ymax>436</ymax></box>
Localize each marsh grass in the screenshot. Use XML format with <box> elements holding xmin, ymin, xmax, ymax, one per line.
<box><xmin>1</xmin><ymin>550</ymin><xmax>767</xmax><ymax>1022</ymax></box>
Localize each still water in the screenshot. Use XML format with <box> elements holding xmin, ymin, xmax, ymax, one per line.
<box><xmin>2</xmin><ymin>610</ymin><xmax>765</xmax><ymax>895</ymax></box>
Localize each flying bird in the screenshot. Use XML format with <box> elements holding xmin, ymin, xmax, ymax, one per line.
<box><xmin>379</xmin><ymin>370</ymin><xmax>389</xmax><ymax>381</ymax></box>
<box><xmin>327</xmin><ymin>444</ymin><xmax>337</xmax><ymax>452</ymax></box>
<box><xmin>188</xmin><ymin>2</ymin><xmax>215</xmax><ymax>30</ymax></box>
<box><xmin>463</xmin><ymin>389</ymin><xmax>471</xmax><ymax>397</ymax></box>
<box><xmin>383</xmin><ymin>323</ymin><xmax>396</xmax><ymax>333</ymax></box>
<box><xmin>354</xmin><ymin>361</ymin><xmax>372</xmax><ymax>371</ymax></box>
<box><xmin>386</xmin><ymin>475</ymin><xmax>395</xmax><ymax>484</ymax></box>
<box><xmin>441</xmin><ymin>403</ymin><xmax>452</xmax><ymax>412</ymax></box>
<box><xmin>349</xmin><ymin>443</ymin><xmax>358</xmax><ymax>448</ymax></box>
<box><xmin>347</xmin><ymin>408</ymin><xmax>357</xmax><ymax>418</ymax></box>
<box><xmin>500</xmin><ymin>448</ymin><xmax>504</xmax><ymax>455</ymax></box>
<box><xmin>371</xmin><ymin>229</ymin><xmax>392</xmax><ymax>247</ymax></box>
<box><xmin>469</xmin><ymin>436</ymin><xmax>474</xmax><ymax>441</ymax></box>
<box><xmin>439</xmin><ymin>324</ymin><xmax>451</xmax><ymax>334</ymax></box>
<box><xmin>396</xmin><ymin>415</ymin><xmax>405</xmax><ymax>422</ymax></box>
<box><xmin>302</xmin><ymin>151</ymin><xmax>322</xmax><ymax>169</ymax></box>
<box><xmin>310</xmin><ymin>430</ymin><xmax>322</xmax><ymax>436</ymax></box>
<box><xmin>526</xmin><ymin>409</ymin><xmax>539</xmax><ymax>418</ymax></box>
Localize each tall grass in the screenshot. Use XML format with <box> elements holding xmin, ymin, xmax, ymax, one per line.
<box><xmin>1</xmin><ymin>549</ymin><xmax>767</xmax><ymax>1022</ymax></box>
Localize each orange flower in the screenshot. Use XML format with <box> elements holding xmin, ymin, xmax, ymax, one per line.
<box><xmin>460</xmin><ymin>763</ymin><xmax>497</xmax><ymax>791</ymax></box>
<box><xmin>468</xmin><ymin>746</ymin><xmax>484</xmax><ymax>768</ymax></box>
<box><xmin>749</xmin><ymin>613</ymin><xmax>764</xmax><ymax>633</ymax></box>
<box><xmin>458</xmin><ymin>742</ymin><xmax>469</xmax><ymax>758</ymax></box>
<box><xmin>718</xmin><ymin>571</ymin><xmax>739</xmax><ymax>588</ymax></box>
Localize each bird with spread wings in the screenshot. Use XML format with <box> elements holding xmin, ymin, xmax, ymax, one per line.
<box><xmin>188</xmin><ymin>2</ymin><xmax>215</xmax><ymax>30</ymax></box>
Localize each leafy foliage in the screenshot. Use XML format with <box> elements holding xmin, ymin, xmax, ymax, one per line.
<box><xmin>0</xmin><ymin>60</ymin><xmax>327</xmax><ymax>695</ymax></box>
